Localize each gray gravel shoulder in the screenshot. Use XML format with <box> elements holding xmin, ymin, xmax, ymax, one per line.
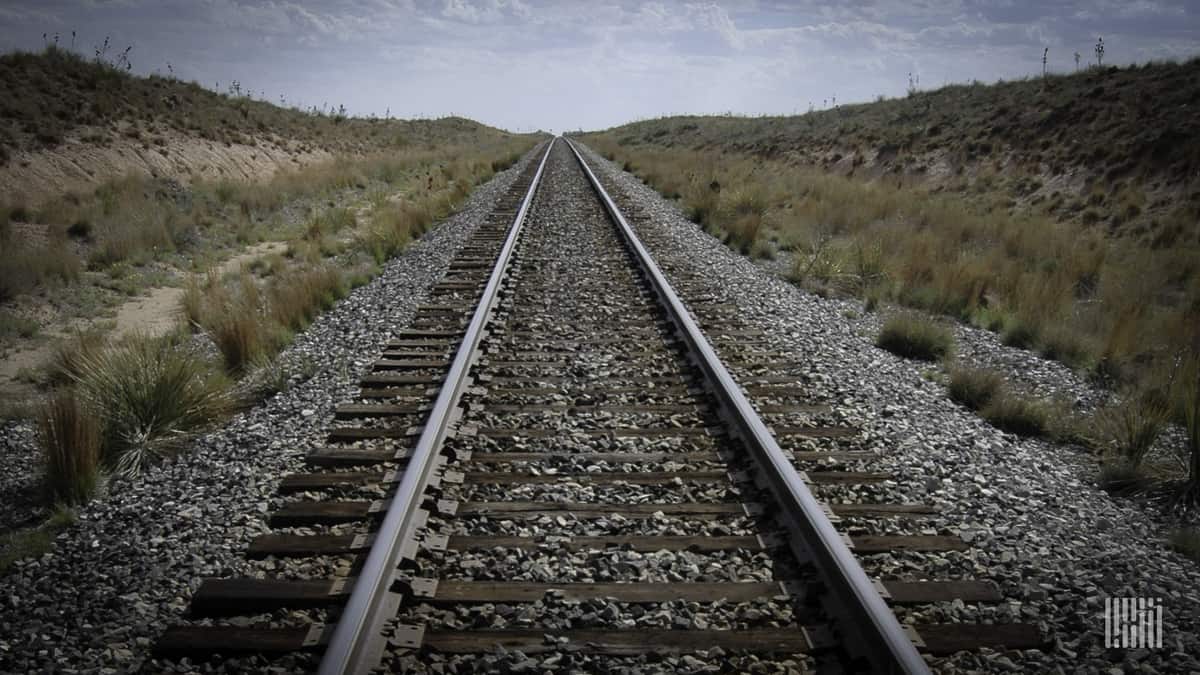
<box><xmin>0</xmin><ymin>149</ymin><xmax>540</xmax><ymax>675</ymax></box>
<box><xmin>576</xmin><ymin>142</ymin><xmax>1200</xmax><ymax>674</ymax></box>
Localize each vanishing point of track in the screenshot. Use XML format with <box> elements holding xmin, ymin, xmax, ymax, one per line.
<box><xmin>155</xmin><ymin>139</ymin><xmax>1045</xmax><ymax>673</ymax></box>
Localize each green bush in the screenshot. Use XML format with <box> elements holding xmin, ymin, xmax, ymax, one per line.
<box><xmin>876</xmin><ymin>314</ymin><xmax>955</xmax><ymax>361</ymax></box>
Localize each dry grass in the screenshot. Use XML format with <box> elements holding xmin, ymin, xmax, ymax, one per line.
<box><xmin>269</xmin><ymin>266</ymin><xmax>347</xmax><ymax>332</ymax></box>
<box><xmin>38</xmin><ymin>390</ymin><xmax>101</xmax><ymax>504</ymax></box>
<box><xmin>45</xmin><ymin>329</ymin><xmax>107</xmax><ymax>384</ymax></box>
<box><xmin>980</xmin><ymin>392</ymin><xmax>1051</xmax><ymax>438</ymax></box>
<box><xmin>1096</xmin><ymin>394</ymin><xmax>1170</xmax><ymax>468</ymax></box>
<box><xmin>0</xmin><ymin>46</ymin><xmax>521</xmax><ymax>159</ymax></box>
<box><xmin>189</xmin><ymin>265</ymin><xmax>349</xmax><ymax>373</ymax></box>
<box><xmin>0</xmin><ymin>234</ymin><xmax>82</xmax><ymax>302</ymax></box>
<box><xmin>0</xmin><ymin>46</ymin><xmax>536</xmax><ymax>303</ymax></box>
<box><xmin>947</xmin><ymin>366</ymin><xmax>1005</xmax><ymax>411</ymax></box>
<box><xmin>583</xmin><ymin>130</ymin><xmax>1200</xmax><ymax>396</ymax></box>
<box><xmin>876</xmin><ymin>314</ymin><xmax>955</xmax><ymax>361</ymax></box>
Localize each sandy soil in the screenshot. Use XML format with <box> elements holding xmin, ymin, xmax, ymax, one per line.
<box><xmin>0</xmin><ymin>126</ymin><xmax>332</xmax><ymax>206</ymax></box>
<box><xmin>0</xmin><ymin>240</ymin><xmax>290</xmax><ymax>402</ymax></box>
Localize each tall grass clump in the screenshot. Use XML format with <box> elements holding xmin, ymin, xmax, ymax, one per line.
<box><xmin>1096</xmin><ymin>394</ymin><xmax>1170</xmax><ymax>469</ymax></box>
<box><xmin>947</xmin><ymin>366</ymin><xmax>1004</xmax><ymax>411</ymax></box>
<box><xmin>269</xmin><ymin>265</ymin><xmax>347</xmax><ymax>332</ymax></box>
<box><xmin>980</xmin><ymin>392</ymin><xmax>1051</xmax><ymax>437</ymax></box>
<box><xmin>1175</xmin><ymin>354</ymin><xmax>1200</xmax><ymax>503</ymax></box>
<box><xmin>38</xmin><ymin>390</ymin><xmax>101</xmax><ymax>504</ymax></box>
<box><xmin>0</xmin><ymin>241</ymin><xmax>82</xmax><ymax>302</ymax></box>
<box><xmin>71</xmin><ymin>334</ymin><xmax>232</xmax><ymax>475</ymax></box>
<box><xmin>876</xmin><ymin>314</ymin><xmax>955</xmax><ymax>361</ymax></box>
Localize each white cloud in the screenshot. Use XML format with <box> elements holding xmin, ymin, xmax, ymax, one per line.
<box><xmin>0</xmin><ymin>0</ymin><xmax>1195</xmax><ymax>131</ymax></box>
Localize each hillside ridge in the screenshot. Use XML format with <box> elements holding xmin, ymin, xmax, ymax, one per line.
<box><xmin>590</xmin><ymin>58</ymin><xmax>1200</xmax><ymax>247</ymax></box>
<box><xmin>0</xmin><ymin>47</ymin><xmax>510</xmax><ymax>205</ymax></box>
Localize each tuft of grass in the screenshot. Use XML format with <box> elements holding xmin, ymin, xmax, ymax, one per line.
<box><xmin>206</xmin><ymin>308</ymin><xmax>274</xmax><ymax>373</ymax></box>
<box><xmin>70</xmin><ymin>334</ymin><xmax>232</xmax><ymax>475</ymax></box>
<box><xmin>38</xmin><ymin>390</ymin><xmax>101</xmax><ymax>504</ymax></box>
<box><xmin>45</xmin><ymin>329</ymin><xmax>108</xmax><ymax>385</ymax></box>
<box><xmin>269</xmin><ymin>265</ymin><xmax>347</xmax><ymax>332</ymax></box>
<box><xmin>1168</xmin><ymin>528</ymin><xmax>1200</xmax><ymax>563</ymax></box>
<box><xmin>0</xmin><ymin>506</ymin><xmax>76</xmax><ymax>575</ymax></box>
<box><xmin>0</xmin><ymin>242</ymin><xmax>82</xmax><ymax>302</ymax></box>
<box><xmin>1096</xmin><ymin>394</ymin><xmax>1170</xmax><ymax>468</ymax></box>
<box><xmin>980</xmin><ymin>392</ymin><xmax>1050</xmax><ymax>437</ymax></box>
<box><xmin>1098</xmin><ymin>459</ymin><xmax>1151</xmax><ymax>494</ymax></box>
<box><xmin>1038</xmin><ymin>324</ymin><xmax>1093</xmax><ymax>369</ymax></box>
<box><xmin>947</xmin><ymin>366</ymin><xmax>1004</xmax><ymax>411</ymax></box>
<box><xmin>876</xmin><ymin>314</ymin><xmax>955</xmax><ymax>361</ymax></box>
<box><xmin>1000</xmin><ymin>318</ymin><xmax>1038</xmax><ymax>349</ymax></box>
<box><xmin>1174</xmin><ymin>354</ymin><xmax>1200</xmax><ymax>503</ymax></box>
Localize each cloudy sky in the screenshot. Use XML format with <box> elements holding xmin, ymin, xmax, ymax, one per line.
<box><xmin>1</xmin><ymin>1</ymin><xmax>1197</xmax><ymax>133</ymax></box>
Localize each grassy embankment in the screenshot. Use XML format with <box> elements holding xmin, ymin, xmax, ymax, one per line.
<box><xmin>580</xmin><ymin>58</ymin><xmax>1200</xmax><ymax>506</ymax></box>
<box><xmin>0</xmin><ymin>46</ymin><xmax>539</xmax><ymax>513</ymax></box>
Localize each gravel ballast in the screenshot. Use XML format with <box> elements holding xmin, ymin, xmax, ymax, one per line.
<box><xmin>576</xmin><ymin>141</ymin><xmax>1200</xmax><ymax>673</ymax></box>
<box><xmin>0</xmin><ymin>149</ymin><xmax>540</xmax><ymax>674</ymax></box>
<box><xmin>4</xmin><ymin>137</ymin><xmax>1198</xmax><ymax>674</ymax></box>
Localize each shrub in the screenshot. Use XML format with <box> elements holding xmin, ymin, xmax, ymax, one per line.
<box><xmin>71</xmin><ymin>334</ymin><xmax>232</xmax><ymax>475</ymax></box>
<box><xmin>876</xmin><ymin>314</ymin><xmax>955</xmax><ymax>361</ymax></box>
<box><xmin>38</xmin><ymin>390</ymin><xmax>101</xmax><ymax>504</ymax></box>
<box><xmin>947</xmin><ymin>366</ymin><xmax>1004</xmax><ymax>411</ymax></box>
<box><xmin>981</xmin><ymin>392</ymin><xmax>1050</xmax><ymax>437</ymax></box>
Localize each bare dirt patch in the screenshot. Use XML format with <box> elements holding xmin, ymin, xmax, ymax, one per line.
<box><xmin>0</xmin><ymin>240</ymin><xmax>291</xmax><ymax>402</ymax></box>
<box><xmin>0</xmin><ymin>126</ymin><xmax>331</xmax><ymax>207</ymax></box>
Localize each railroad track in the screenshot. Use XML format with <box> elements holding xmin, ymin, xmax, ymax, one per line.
<box><xmin>155</xmin><ymin>138</ymin><xmax>1045</xmax><ymax>673</ymax></box>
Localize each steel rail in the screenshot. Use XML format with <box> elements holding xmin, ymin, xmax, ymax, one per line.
<box><xmin>564</xmin><ymin>138</ymin><xmax>930</xmax><ymax>675</ymax></box>
<box><xmin>318</xmin><ymin>138</ymin><xmax>556</xmax><ymax>675</ymax></box>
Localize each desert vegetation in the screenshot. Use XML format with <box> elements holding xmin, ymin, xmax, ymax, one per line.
<box><xmin>580</xmin><ymin>57</ymin><xmax>1200</xmax><ymax>505</ymax></box>
<box><xmin>0</xmin><ymin>45</ymin><xmax>538</xmax><ymax>511</ymax></box>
